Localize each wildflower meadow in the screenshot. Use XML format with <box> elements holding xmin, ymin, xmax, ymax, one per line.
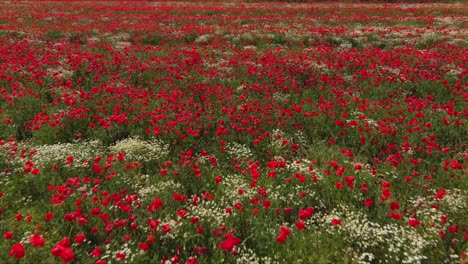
<box><xmin>0</xmin><ymin>1</ymin><xmax>467</xmax><ymax>263</ymax></box>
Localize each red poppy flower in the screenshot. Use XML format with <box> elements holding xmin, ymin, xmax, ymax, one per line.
<box><xmin>298</xmin><ymin>207</ymin><xmax>314</xmax><ymax>220</ymax></box>
<box><xmin>9</xmin><ymin>243</ymin><xmax>25</xmax><ymax>259</ymax></box>
<box><xmin>60</xmin><ymin>247</ymin><xmax>75</xmax><ymax>263</ymax></box>
<box><xmin>276</xmin><ymin>232</ymin><xmax>288</xmax><ymax>244</ymax></box>
<box><xmin>30</xmin><ymin>233</ymin><xmax>45</xmax><ymax>247</ymax></box>
<box><xmin>331</xmin><ymin>218</ymin><xmax>341</xmax><ymax>226</ymax></box>
<box><xmin>219</xmin><ymin>233</ymin><xmax>240</xmax><ymax>251</ymax></box>
<box><xmin>147</xmin><ymin>197</ymin><xmax>162</xmax><ymax>212</ymax></box>
<box><xmin>74</xmin><ymin>233</ymin><xmax>86</xmax><ymax>244</ymax></box>
<box><xmin>139</xmin><ymin>242</ymin><xmax>149</xmax><ymax>251</ymax></box>
<box><xmin>408</xmin><ymin>218</ymin><xmax>421</xmax><ymax>227</ymax></box>
<box><xmin>4</xmin><ymin>231</ymin><xmax>13</xmax><ymax>239</ymax></box>
<box><xmin>364</xmin><ymin>198</ymin><xmax>373</xmax><ymax>208</ymax></box>
<box><xmin>295</xmin><ymin>221</ymin><xmax>305</xmax><ymax>230</ymax></box>
<box><xmin>45</xmin><ymin>212</ymin><xmax>54</xmax><ymax>221</ymax></box>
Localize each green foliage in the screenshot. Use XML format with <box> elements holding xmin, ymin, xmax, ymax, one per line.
<box><xmin>142</xmin><ymin>34</ymin><xmax>165</xmax><ymax>46</ymax></box>
<box><xmin>44</xmin><ymin>30</ymin><xmax>65</xmax><ymax>40</ymax></box>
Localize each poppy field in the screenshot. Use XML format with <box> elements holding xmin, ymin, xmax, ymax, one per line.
<box><xmin>0</xmin><ymin>1</ymin><xmax>467</xmax><ymax>263</ymax></box>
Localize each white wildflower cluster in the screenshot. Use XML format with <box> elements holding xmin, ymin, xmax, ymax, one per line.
<box><xmin>408</xmin><ymin>189</ymin><xmax>468</xmax><ymax>221</ymax></box>
<box><xmin>235</xmin><ymin>245</ymin><xmax>278</xmax><ymax>264</ymax></box>
<box><xmin>236</xmin><ymin>85</ymin><xmax>246</xmax><ymax>92</ymax></box>
<box><xmin>19</xmin><ymin>231</ymin><xmax>32</xmax><ymax>245</ymax></box>
<box><xmin>325</xmin><ymin>205</ymin><xmax>433</xmax><ymax>264</ymax></box>
<box><xmin>203</xmin><ymin>59</ymin><xmax>232</xmax><ymax>74</ymax></box>
<box><xmin>229</xmin><ymin>31</ymin><xmax>256</xmax><ymax>48</ymax></box>
<box><xmin>339</xmin><ymin>40</ymin><xmax>353</xmax><ymax>49</ymax></box>
<box><xmin>358</xmin><ymin>252</ymin><xmax>375</xmax><ymax>264</ymax></box>
<box><xmin>447</xmin><ymin>35</ymin><xmax>467</xmax><ymax>47</ymax></box>
<box><xmin>110</xmin><ymin>137</ymin><xmax>169</xmax><ymax>163</ymax></box>
<box><xmin>221</xmin><ymin>174</ymin><xmax>256</xmax><ymax>203</ymax></box>
<box><xmin>269</xmin><ymin>129</ymin><xmax>308</xmax><ymax>155</ymax></box>
<box><xmin>306</xmin><ymin>61</ymin><xmax>330</xmax><ymax>73</ymax></box>
<box><xmin>442</xmin><ymin>189</ymin><xmax>468</xmax><ymax>213</ymax></box>
<box><xmin>138</xmin><ymin>179</ymin><xmax>183</xmax><ymax>203</ymax></box>
<box><xmin>28</xmin><ymin>140</ymin><xmax>103</xmax><ymax>168</ymax></box>
<box><xmin>16</xmin><ymin>194</ymin><xmax>34</xmax><ymax>207</ymax></box>
<box><xmin>444</xmin><ymin>64</ymin><xmax>464</xmax><ymax>77</ymax></box>
<box><xmin>292</xmin><ymin>130</ymin><xmax>308</xmax><ymax>149</ymax></box>
<box><xmin>272</xmin><ymin>156</ymin><xmax>325</xmax><ymax>182</ymax></box>
<box><xmin>377</xmin><ymin>65</ymin><xmax>407</xmax><ymax>83</ymax></box>
<box><xmin>242</xmin><ymin>45</ymin><xmax>256</xmax><ymax>50</ymax></box>
<box><xmin>421</xmin><ymin>32</ymin><xmax>441</xmax><ymax>43</ymax></box>
<box><xmin>276</xmin><ymin>183</ymin><xmax>322</xmax><ymax>209</ymax></box>
<box><xmin>407</xmin><ymin>195</ymin><xmax>444</xmax><ymax>228</ymax></box>
<box><xmin>287</xmin><ymin>159</ymin><xmax>311</xmax><ymax>174</ymax></box>
<box><xmin>265</xmin><ymin>33</ymin><xmax>276</xmax><ymax>40</ymax></box>
<box><xmin>86</xmin><ymin>36</ymin><xmax>100</xmax><ymax>44</ymax></box>
<box><xmin>225</xmin><ymin>142</ymin><xmax>254</xmax><ymax>161</ymax></box>
<box><xmin>102</xmin><ymin>32</ymin><xmax>132</xmax><ymax>50</ymax></box>
<box><xmin>109</xmin><ymin>172</ymin><xmax>146</xmax><ymax>200</ymax></box>
<box><xmin>159</xmin><ymin>219</ymin><xmax>183</xmax><ymax>240</ymax></box>
<box><xmin>381</xmin><ymin>171</ymin><xmax>400</xmax><ymax>180</ymax></box>
<box><xmin>76</xmin><ymin>184</ymin><xmax>91</xmax><ymax>197</ymax></box>
<box><xmin>47</xmin><ymin>67</ymin><xmax>74</xmax><ymax>79</ymax></box>
<box><xmin>0</xmin><ymin>140</ymin><xmax>23</xmax><ymax>170</ymax></box>
<box><xmin>196</xmin><ymin>153</ymin><xmax>217</xmax><ymax>166</ymax></box>
<box><xmin>350</xmin><ymin>110</ymin><xmax>378</xmax><ymax>126</ymax></box>
<box><xmin>269</xmin><ymin>129</ymin><xmax>288</xmax><ymax>152</ymax></box>
<box><xmin>342</xmin><ymin>74</ymin><xmax>354</xmax><ymax>83</ymax></box>
<box><xmin>114</xmin><ymin>241</ymin><xmax>136</xmax><ymax>263</ymax></box>
<box><xmin>195</xmin><ymin>34</ymin><xmax>213</xmax><ymax>44</ymax></box>
<box><xmin>105</xmin><ymin>32</ymin><xmax>131</xmax><ymax>42</ymax></box>
<box><xmin>297</xmin><ymin>209</ymin><xmax>327</xmax><ymax>230</ymax></box>
<box><xmin>114</xmin><ymin>41</ymin><xmax>132</xmax><ymax>50</ymax></box>
<box><xmin>189</xmin><ymin>199</ymin><xmax>229</xmax><ymax>227</ymax></box>
<box><xmin>272</xmin><ymin>92</ymin><xmax>290</xmax><ymax>104</ymax></box>
<box><xmin>100</xmin><ymin>239</ymin><xmax>141</xmax><ymax>264</ymax></box>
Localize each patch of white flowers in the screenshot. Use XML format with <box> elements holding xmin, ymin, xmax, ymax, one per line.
<box><xmin>287</xmin><ymin>159</ymin><xmax>311</xmax><ymax>174</ymax></box>
<box><xmin>110</xmin><ymin>137</ymin><xmax>169</xmax><ymax>163</ymax></box>
<box><xmin>444</xmin><ymin>64</ymin><xmax>464</xmax><ymax>77</ymax></box>
<box><xmin>138</xmin><ymin>179</ymin><xmax>183</xmax><ymax>203</ymax></box>
<box><xmin>272</xmin><ymin>92</ymin><xmax>290</xmax><ymax>104</ymax></box>
<box><xmin>19</xmin><ymin>231</ymin><xmax>32</xmax><ymax>245</ymax></box>
<box><xmin>442</xmin><ymin>189</ymin><xmax>468</xmax><ymax>214</ymax></box>
<box><xmin>114</xmin><ymin>41</ymin><xmax>132</xmax><ymax>50</ymax></box>
<box><xmin>29</xmin><ymin>140</ymin><xmax>104</xmax><ymax>168</ymax></box>
<box><xmin>325</xmin><ymin>205</ymin><xmax>435</xmax><ymax>264</ymax></box>
<box><xmin>408</xmin><ymin>189</ymin><xmax>468</xmax><ymax>219</ymax></box>
<box><xmin>293</xmin><ymin>130</ymin><xmax>308</xmax><ymax>148</ymax></box>
<box><xmin>221</xmin><ymin>174</ymin><xmax>256</xmax><ymax>203</ymax></box>
<box><xmin>235</xmin><ymin>245</ymin><xmax>278</xmax><ymax>264</ymax></box>
<box><xmin>340</xmin><ymin>40</ymin><xmax>353</xmax><ymax>49</ymax></box>
<box><xmin>225</xmin><ymin>142</ymin><xmax>254</xmax><ymax>161</ymax></box>
<box><xmin>47</xmin><ymin>67</ymin><xmax>74</xmax><ymax>79</ymax></box>
<box><xmin>269</xmin><ymin>129</ymin><xmax>288</xmax><ymax>152</ymax></box>
<box><xmin>159</xmin><ymin>219</ymin><xmax>183</xmax><ymax>240</ymax></box>
<box><xmin>195</xmin><ymin>34</ymin><xmax>213</xmax><ymax>44</ymax></box>
<box><xmin>350</xmin><ymin>110</ymin><xmax>378</xmax><ymax>126</ymax></box>
<box><xmin>189</xmin><ymin>198</ymin><xmax>229</xmax><ymax>227</ymax></box>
